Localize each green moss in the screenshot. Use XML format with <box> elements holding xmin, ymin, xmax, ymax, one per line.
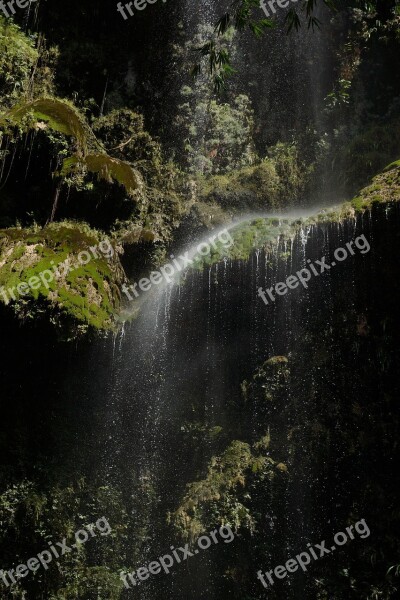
<box><xmin>384</xmin><ymin>159</ymin><xmax>400</xmax><ymax>171</ymax></box>
<box><xmin>0</xmin><ymin>221</ymin><xmax>124</xmax><ymax>333</ymax></box>
<box><xmin>350</xmin><ymin>160</ymin><xmax>400</xmax><ymax>210</ymax></box>
<box><xmin>192</xmin><ymin>162</ymin><xmax>400</xmax><ymax>267</ymax></box>
<box><xmin>0</xmin><ymin>97</ymin><xmax>99</xmax><ymax>154</ymax></box>
<box><xmin>172</xmin><ymin>436</ymin><xmax>281</xmax><ymax>541</ymax></box>
<box><xmin>192</xmin><ymin>217</ymin><xmax>295</xmax><ymax>268</ymax></box>
<box><xmin>195</xmin><ymin>145</ymin><xmax>307</xmax><ymax>214</ymax></box>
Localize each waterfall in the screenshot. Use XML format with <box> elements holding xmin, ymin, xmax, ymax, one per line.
<box><xmin>96</xmin><ymin>200</ymin><xmax>399</xmax><ymax>598</ymax></box>
<box><xmin>1</xmin><ymin>1</ymin><xmax>399</xmax><ymax>599</ymax></box>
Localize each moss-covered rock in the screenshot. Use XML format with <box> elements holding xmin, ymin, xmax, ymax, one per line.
<box><xmin>194</xmin><ymin>142</ymin><xmax>311</xmax><ymax>218</ymax></box>
<box><xmin>192</xmin><ymin>160</ymin><xmax>400</xmax><ymax>268</ymax></box>
<box><xmin>351</xmin><ymin>159</ymin><xmax>400</xmax><ymax>210</ymax></box>
<box><xmin>196</xmin><ymin>160</ymin><xmax>280</xmax><ymax>211</ymax></box>
<box><xmin>172</xmin><ymin>436</ymin><xmax>281</xmax><ymax>542</ymax></box>
<box><xmin>242</xmin><ymin>356</ymin><xmax>290</xmax><ymax>407</ymax></box>
<box><xmin>0</xmin><ymin>221</ymin><xmax>124</xmax><ymax>334</ymax></box>
<box><xmin>0</xmin><ymin>96</ymin><xmax>100</xmax><ymax>153</ymax></box>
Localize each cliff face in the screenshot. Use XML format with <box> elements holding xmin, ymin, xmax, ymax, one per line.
<box><xmin>1</xmin><ymin>4</ymin><xmax>400</xmax><ymax>600</ymax></box>
<box><xmin>0</xmin><ymin>3</ymin><xmax>399</xmax><ymax>337</ymax></box>
<box><xmin>0</xmin><ymin>159</ymin><xmax>398</xmax><ymax>334</ymax></box>
<box><xmin>109</xmin><ymin>195</ymin><xmax>399</xmax><ymax>600</ymax></box>
<box><xmin>1</xmin><ymin>189</ymin><xmax>399</xmax><ymax>599</ymax></box>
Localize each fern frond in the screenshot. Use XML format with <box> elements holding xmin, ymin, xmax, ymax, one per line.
<box><xmin>60</xmin><ymin>154</ymin><xmax>143</xmax><ymax>197</ymax></box>
<box><xmin>0</xmin><ymin>97</ymin><xmax>102</xmax><ymax>154</ymax></box>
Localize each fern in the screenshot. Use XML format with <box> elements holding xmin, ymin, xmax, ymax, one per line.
<box><xmin>0</xmin><ymin>96</ymin><xmax>101</xmax><ymax>154</ymax></box>
<box><xmin>0</xmin><ymin>97</ymin><xmax>144</xmax><ymax>199</ymax></box>
<box><xmin>60</xmin><ymin>154</ymin><xmax>143</xmax><ymax>197</ymax></box>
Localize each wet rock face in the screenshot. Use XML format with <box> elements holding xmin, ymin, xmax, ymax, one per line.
<box><xmin>0</xmin><ymin>193</ymin><xmax>399</xmax><ymax>599</ymax></box>
<box><xmin>242</xmin><ymin>355</ymin><xmax>290</xmax><ymax>408</ymax></box>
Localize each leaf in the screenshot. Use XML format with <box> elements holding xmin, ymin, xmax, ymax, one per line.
<box><xmin>285</xmin><ymin>9</ymin><xmax>301</xmax><ymax>33</ymax></box>
<box><xmin>0</xmin><ymin>97</ymin><xmax>101</xmax><ymax>155</ymax></box>
<box><xmin>222</xmin><ymin>64</ymin><xmax>236</xmax><ymax>76</ymax></box>
<box><xmin>215</xmin><ymin>13</ymin><xmax>231</xmax><ymax>35</ymax></box>
<box><xmin>308</xmin><ymin>16</ymin><xmax>321</xmax><ymax>31</ymax></box>
<box><xmin>213</xmin><ymin>75</ymin><xmax>226</xmax><ymax>94</ymax></box>
<box><xmin>190</xmin><ymin>63</ymin><xmax>202</xmax><ymax>78</ymax></box>
<box><xmin>60</xmin><ymin>154</ymin><xmax>143</xmax><ymax>198</ymax></box>
<box><xmin>249</xmin><ymin>19</ymin><xmax>274</xmax><ymax>37</ymax></box>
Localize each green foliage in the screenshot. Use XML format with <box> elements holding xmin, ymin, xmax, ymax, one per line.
<box><xmin>268</xmin><ymin>141</ymin><xmax>312</xmax><ymax>200</ymax></box>
<box><xmin>0</xmin><ymin>98</ymin><xmax>148</xmax><ymax>207</ymax></box>
<box><xmin>0</xmin><ymin>16</ymin><xmax>38</xmax><ymax>107</ymax></box>
<box><xmin>194</xmin><ymin>0</ymin><xmax>340</xmax><ymax>89</ymax></box>
<box><xmin>193</xmin><ymin>0</ymin><xmax>274</xmax><ymax>90</ymax></box>
<box><xmin>196</xmin><ymin>0</ymin><xmax>397</xmax><ymax>90</ymax></box>
<box><xmin>90</xmin><ymin>109</ymin><xmax>186</xmax><ymax>248</ymax></box>
<box><xmin>197</xmin><ymin>161</ymin><xmax>279</xmax><ymax>211</ymax></box>
<box><xmin>0</xmin><ymin>96</ymin><xmax>101</xmax><ymax>154</ymax></box>
<box><xmin>0</xmin><ymin>480</ymin><xmax>127</xmax><ymax>599</ymax></box>
<box><xmin>325</xmin><ymin>78</ymin><xmax>352</xmax><ymax>110</ymax></box>
<box><xmin>60</xmin><ymin>154</ymin><xmax>143</xmax><ymax>198</ymax></box>
<box><xmin>194</xmin><ymin>142</ymin><xmax>310</xmax><ymax>218</ymax></box>
<box><xmin>0</xmin><ymin>221</ymin><xmax>124</xmax><ymax>331</ymax></box>
<box><xmin>92</xmin><ymin>108</ymin><xmax>177</xmax><ymax>191</ymax></box>
<box><xmin>285</xmin><ymin>0</ymin><xmax>337</xmax><ymax>32</ymax></box>
<box><xmin>172</xmin><ymin>438</ymin><xmax>280</xmax><ymax>541</ymax></box>
<box><xmin>192</xmin><ymin>159</ymin><xmax>400</xmax><ymax>268</ymax></box>
<box><xmin>92</xmin><ymin>109</ymin><xmax>161</xmax><ymax>167</ymax></box>
<box><xmin>173</xmin><ymin>24</ymin><xmax>258</xmax><ymax>174</ymax></box>
<box><xmin>350</xmin><ymin>160</ymin><xmax>400</xmax><ymax>210</ymax></box>
<box><xmin>178</xmin><ymin>92</ymin><xmax>256</xmax><ymax>175</ymax></box>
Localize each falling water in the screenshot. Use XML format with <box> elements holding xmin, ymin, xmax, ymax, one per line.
<box><xmin>94</xmin><ymin>200</ymin><xmax>400</xmax><ymax>598</ymax></box>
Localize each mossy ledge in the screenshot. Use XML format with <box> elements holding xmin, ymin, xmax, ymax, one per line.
<box><xmin>192</xmin><ymin>160</ymin><xmax>400</xmax><ymax>268</ymax></box>
<box><xmin>0</xmin><ymin>221</ymin><xmax>125</xmax><ymax>336</ymax></box>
